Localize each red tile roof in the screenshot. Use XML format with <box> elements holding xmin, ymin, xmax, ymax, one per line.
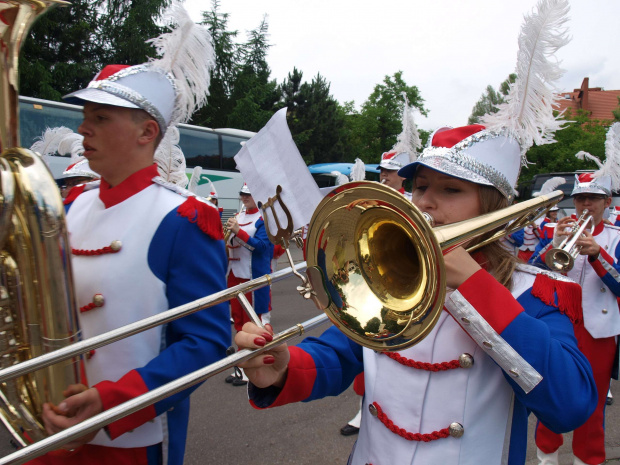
<box><xmin>556</xmin><ymin>77</ymin><xmax>620</xmax><ymax>121</ymax></box>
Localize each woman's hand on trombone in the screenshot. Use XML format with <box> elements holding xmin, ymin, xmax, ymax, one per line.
<box><xmin>234</xmin><ymin>323</ymin><xmax>290</xmax><ymax>389</ymax></box>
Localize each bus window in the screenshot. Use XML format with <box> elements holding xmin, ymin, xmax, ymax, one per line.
<box><xmin>180</xmin><ymin>127</ymin><xmax>220</xmax><ymax>170</ymax></box>
<box><xmin>221</xmin><ymin>135</ymin><xmax>245</xmax><ymax>171</ymax></box>
<box><xmin>19</xmin><ymin>101</ymin><xmax>83</xmax><ymax>151</ymax></box>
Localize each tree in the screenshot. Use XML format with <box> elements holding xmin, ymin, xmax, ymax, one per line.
<box><xmin>346</xmin><ymin>71</ymin><xmax>427</xmax><ymax>163</ymax></box>
<box><xmin>226</xmin><ymin>15</ymin><xmax>279</xmax><ymax>130</ymax></box>
<box><xmin>518</xmin><ymin>109</ymin><xmax>609</xmax><ymax>184</ymax></box>
<box><xmin>277</xmin><ymin>70</ymin><xmax>348</xmax><ymax>164</ymax></box>
<box><xmin>19</xmin><ymin>0</ymin><xmax>170</xmax><ymax>101</ymax></box>
<box><xmin>20</xmin><ymin>1</ymin><xmax>102</xmax><ymax>100</ymax></box>
<box><xmin>99</xmin><ymin>0</ymin><xmax>169</xmax><ymax>65</ymax></box>
<box><xmin>613</xmin><ymin>96</ymin><xmax>620</xmax><ymax>122</ymax></box>
<box><xmin>468</xmin><ymin>74</ymin><xmax>517</xmax><ymax>125</ymax></box>
<box><xmin>193</xmin><ymin>0</ymin><xmax>239</xmax><ymax>128</ymax></box>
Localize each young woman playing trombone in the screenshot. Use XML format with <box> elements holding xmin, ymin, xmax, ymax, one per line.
<box><xmin>235</xmin><ymin>2</ymin><xmax>597</xmax><ymax>463</ymax></box>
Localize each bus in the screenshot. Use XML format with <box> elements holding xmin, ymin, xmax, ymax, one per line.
<box><xmin>308</xmin><ymin>162</ymin><xmax>380</xmax><ymax>187</ymax></box>
<box><xmin>18</xmin><ymin>96</ymin><xmax>254</xmax><ymax>220</ymax></box>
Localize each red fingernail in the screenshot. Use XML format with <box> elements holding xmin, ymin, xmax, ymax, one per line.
<box><xmin>262</xmin><ymin>332</ymin><xmax>273</xmax><ymax>343</ymax></box>
<box><xmin>254</xmin><ymin>337</ymin><xmax>266</xmax><ymax>347</ymax></box>
<box><xmin>264</xmin><ymin>356</ymin><xmax>275</xmax><ymax>365</ymax></box>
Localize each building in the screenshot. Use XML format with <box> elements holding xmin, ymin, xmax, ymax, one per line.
<box><xmin>556</xmin><ymin>77</ymin><xmax>620</xmax><ymax>121</ymax></box>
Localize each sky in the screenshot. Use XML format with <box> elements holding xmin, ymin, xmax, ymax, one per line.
<box><xmin>183</xmin><ymin>0</ymin><xmax>620</xmax><ymax>132</ymax></box>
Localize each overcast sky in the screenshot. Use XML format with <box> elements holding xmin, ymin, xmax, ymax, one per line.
<box><xmin>183</xmin><ymin>0</ymin><xmax>619</xmax><ymax>132</ymax></box>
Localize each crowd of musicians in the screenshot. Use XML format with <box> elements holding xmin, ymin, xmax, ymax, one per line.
<box><xmin>16</xmin><ymin>1</ymin><xmax>620</xmax><ymax>465</ymax></box>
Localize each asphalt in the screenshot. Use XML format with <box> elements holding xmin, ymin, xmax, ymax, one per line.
<box><xmin>1</xmin><ymin>245</ymin><xmax>620</xmax><ymax>464</ymax></box>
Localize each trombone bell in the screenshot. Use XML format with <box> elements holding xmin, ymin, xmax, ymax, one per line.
<box><xmin>305</xmin><ymin>183</ymin><xmax>446</xmax><ymax>351</ymax></box>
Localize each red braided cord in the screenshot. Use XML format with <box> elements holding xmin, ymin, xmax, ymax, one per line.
<box><xmin>72</xmin><ymin>246</ymin><xmax>120</xmax><ymax>256</ymax></box>
<box><xmin>86</xmin><ymin>350</ymin><xmax>95</xmax><ymax>359</ymax></box>
<box><xmin>373</xmin><ymin>402</ymin><xmax>451</xmax><ymax>442</ymax></box>
<box><xmin>383</xmin><ymin>352</ymin><xmax>461</xmax><ymax>371</ymax></box>
<box><xmin>79</xmin><ymin>303</ymin><xmax>97</xmax><ymax>313</ymax></box>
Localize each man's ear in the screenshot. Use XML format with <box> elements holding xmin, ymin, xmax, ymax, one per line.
<box><xmin>605</xmin><ymin>196</ymin><xmax>613</xmax><ymax>208</ymax></box>
<box><xmin>137</xmin><ymin>120</ymin><xmax>160</xmax><ymax>146</ymax></box>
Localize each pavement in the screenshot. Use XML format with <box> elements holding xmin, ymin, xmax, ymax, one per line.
<box><xmin>1</xmin><ymin>245</ymin><xmax>620</xmax><ymax>464</ymax></box>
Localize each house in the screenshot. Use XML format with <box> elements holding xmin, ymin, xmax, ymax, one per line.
<box><xmin>556</xmin><ymin>77</ymin><xmax>620</xmax><ymax>121</ymax></box>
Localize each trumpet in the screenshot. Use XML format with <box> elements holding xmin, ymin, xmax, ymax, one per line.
<box><xmin>0</xmin><ymin>183</ymin><xmax>563</xmax><ymax>464</ymax></box>
<box><xmin>545</xmin><ymin>209</ymin><xmax>593</xmax><ymax>273</ymax></box>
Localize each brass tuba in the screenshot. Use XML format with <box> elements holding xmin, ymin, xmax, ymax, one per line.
<box><xmin>0</xmin><ymin>0</ymin><xmax>80</xmax><ymax>446</ymax></box>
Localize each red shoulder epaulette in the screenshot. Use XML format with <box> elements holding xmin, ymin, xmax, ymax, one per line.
<box><xmin>532</xmin><ymin>272</ymin><xmax>582</xmax><ymax>324</ymax></box>
<box><xmin>177</xmin><ymin>196</ymin><xmax>224</xmax><ymax>241</ymax></box>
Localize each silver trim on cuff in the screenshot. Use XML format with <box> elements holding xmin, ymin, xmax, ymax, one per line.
<box><xmin>233</xmin><ymin>236</ymin><xmax>255</xmax><ymax>251</ymax></box>
<box><xmin>445</xmin><ymin>291</ymin><xmax>543</xmax><ymax>394</ymax></box>
<box><xmin>597</xmin><ymin>254</ymin><xmax>620</xmax><ymax>282</ymax></box>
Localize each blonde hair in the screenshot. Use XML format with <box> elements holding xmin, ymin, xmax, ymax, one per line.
<box><xmin>470</xmin><ymin>184</ymin><xmax>518</xmax><ymax>290</ymax></box>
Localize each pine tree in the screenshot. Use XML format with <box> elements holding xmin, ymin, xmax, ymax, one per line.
<box><xmin>468</xmin><ymin>74</ymin><xmax>517</xmax><ymax>125</ymax></box>
<box><xmin>192</xmin><ymin>0</ymin><xmax>239</xmax><ymax>127</ymax></box>
<box><xmin>20</xmin><ymin>1</ymin><xmax>101</xmax><ymax>100</ymax></box>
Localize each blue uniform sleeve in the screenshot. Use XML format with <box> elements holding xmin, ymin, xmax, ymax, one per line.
<box><xmin>500</xmin><ymin>292</ymin><xmax>597</xmax><ymax>432</ymax></box>
<box><xmin>142</xmin><ymin>208</ymin><xmax>231</xmax><ymax>413</ymax></box>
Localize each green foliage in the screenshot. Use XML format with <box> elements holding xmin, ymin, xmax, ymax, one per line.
<box><xmin>20</xmin><ymin>1</ymin><xmax>101</xmax><ymax>100</ymax></box>
<box><xmin>613</xmin><ymin>96</ymin><xmax>620</xmax><ymax>122</ymax></box>
<box><xmin>277</xmin><ymin>69</ymin><xmax>347</xmax><ymax>164</ymax></box>
<box><xmin>346</xmin><ymin>71</ymin><xmax>427</xmax><ymax>164</ymax></box>
<box><xmin>519</xmin><ymin>110</ymin><xmax>609</xmax><ymax>184</ymax></box>
<box><xmin>468</xmin><ymin>74</ymin><xmax>516</xmax><ymax>125</ymax></box>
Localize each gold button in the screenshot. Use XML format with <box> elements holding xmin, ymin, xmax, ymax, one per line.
<box><xmin>601</xmin><ymin>288</ymin><xmax>607</xmax><ymax>293</ymax></box>
<box><xmin>483</xmin><ymin>341</ymin><xmax>493</xmax><ymax>349</ymax></box>
<box><xmin>93</xmin><ymin>294</ymin><xmax>105</xmax><ymax>307</ymax></box>
<box><xmin>461</xmin><ymin>317</ymin><xmax>471</xmax><ymax>325</ymax></box>
<box><xmin>368</xmin><ymin>404</ymin><xmax>378</xmax><ymax>417</ymax></box>
<box><xmin>509</xmin><ymin>369</ymin><xmax>520</xmax><ymax>378</ymax></box>
<box><xmin>449</xmin><ymin>422</ymin><xmax>464</xmax><ymax>438</ymax></box>
<box><xmin>459</xmin><ymin>353</ymin><xmax>474</xmax><ymax>369</ymax></box>
<box><xmin>110</xmin><ymin>240</ymin><xmax>122</xmax><ymax>252</ymax></box>
<box><xmin>602</xmin><ymin>309</ymin><xmax>608</xmax><ymax>314</ymax></box>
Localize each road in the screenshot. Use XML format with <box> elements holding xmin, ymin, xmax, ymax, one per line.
<box><xmin>1</xmin><ymin>246</ymin><xmax>619</xmax><ymax>464</ymax></box>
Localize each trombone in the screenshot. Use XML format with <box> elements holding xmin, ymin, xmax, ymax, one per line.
<box><xmin>0</xmin><ymin>183</ymin><xmax>563</xmax><ymax>464</ymax></box>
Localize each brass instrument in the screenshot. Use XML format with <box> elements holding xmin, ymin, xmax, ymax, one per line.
<box><xmin>0</xmin><ymin>0</ymin><xmax>79</xmax><ymax>447</ymax></box>
<box><xmin>0</xmin><ymin>182</ymin><xmax>563</xmax><ymax>463</ymax></box>
<box><xmin>545</xmin><ymin>209</ymin><xmax>593</xmax><ymax>273</ymax></box>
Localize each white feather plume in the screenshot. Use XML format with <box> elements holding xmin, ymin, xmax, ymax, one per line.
<box><xmin>154</xmin><ymin>126</ymin><xmax>188</xmax><ymax>188</ymax></box>
<box><xmin>480</xmin><ymin>0</ymin><xmax>571</xmax><ymax>161</ymax></box>
<box><xmin>575</xmin><ymin>151</ymin><xmax>604</xmax><ymax>169</ymax></box>
<box><xmin>148</xmin><ymin>1</ymin><xmax>215</xmax><ymax>125</ymax></box>
<box><xmin>31</xmin><ymin>126</ymin><xmax>74</xmax><ymax>158</ymax></box>
<box><xmin>331</xmin><ymin>171</ymin><xmax>349</xmax><ymax>186</ymax></box>
<box><xmin>534</xmin><ymin>176</ymin><xmax>566</xmax><ymax>196</ymax></box>
<box><xmin>391</xmin><ymin>92</ymin><xmax>421</xmax><ymax>163</ymax></box>
<box><xmin>350</xmin><ymin>158</ymin><xmax>366</xmax><ymax>182</ymax></box>
<box><xmin>57</xmin><ymin>133</ymin><xmax>85</xmax><ymax>161</ymax></box>
<box><xmin>188</xmin><ymin>166</ymin><xmax>202</xmax><ymax>194</ymax></box>
<box><xmin>594</xmin><ymin>122</ymin><xmax>620</xmax><ymax>191</ymax></box>
<box><xmin>204</xmin><ymin>176</ymin><xmax>218</xmax><ymax>198</ymax></box>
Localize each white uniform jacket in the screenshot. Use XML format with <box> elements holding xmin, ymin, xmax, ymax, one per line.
<box><xmin>565</xmin><ymin>221</ymin><xmax>620</xmax><ymax>338</ymax></box>
<box><xmin>66</xmin><ymin>165</ymin><xmax>230</xmax><ymax>464</ymax></box>
<box><xmin>249</xmin><ymin>266</ymin><xmax>596</xmax><ymax>465</ymax></box>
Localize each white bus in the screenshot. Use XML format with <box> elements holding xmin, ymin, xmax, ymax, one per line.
<box><xmin>18</xmin><ymin>96</ymin><xmax>254</xmax><ymax>220</ymax></box>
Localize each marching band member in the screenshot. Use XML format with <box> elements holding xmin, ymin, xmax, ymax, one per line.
<box><xmin>225</xmin><ymin>183</ymin><xmax>274</xmax><ymax>386</ymax></box>
<box><xmin>378</xmin><ymin>94</ymin><xmax>421</xmax><ymax>201</ymax></box>
<box><xmin>234</xmin><ymin>3</ymin><xmax>597</xmax><ymax>464</ymax></box>
<box><xmin>536</xmin><ymin>123</ymin><xmax>620</xmax><ymax>465</ymax></box>
<box><xmin>30</xmin><ymin>4</ymin><xmax>231</xmax><ymax>465</ymax></box>
<box><xmin>528</xmin><ymin>178</ymin><xmax>566</xmax><ymax>267</ymax></box>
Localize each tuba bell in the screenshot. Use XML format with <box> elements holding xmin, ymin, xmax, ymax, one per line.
<box><xmin>0</xmin><ymin>0</ymin><xmax>80</xmax><ymax>446</ymax></box>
